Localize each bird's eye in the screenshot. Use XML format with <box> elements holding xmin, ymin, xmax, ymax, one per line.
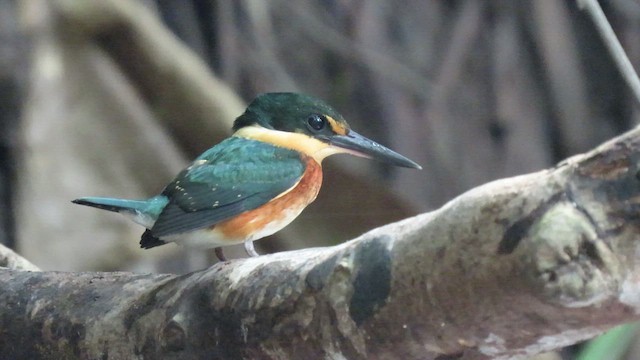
<box><xmin>307</xmin><ymin>114</ymin><xmax>326</xmax><ymax>131</ymax></box>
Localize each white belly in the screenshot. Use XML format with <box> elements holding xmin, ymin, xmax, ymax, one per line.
<box><xmin>162</xmin><ymin>207</ymin><xmax>303</xmax><ymax>249</ymax></box>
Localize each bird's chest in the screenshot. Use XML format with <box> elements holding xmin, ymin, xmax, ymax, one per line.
<box><xmin>215</xmin><ymin>157</ymin><xmax>323</xmax><ymax>242</ymax></box>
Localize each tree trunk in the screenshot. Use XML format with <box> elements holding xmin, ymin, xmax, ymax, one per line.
<box><xmin>3</xmin><ymin>124</ymin><xmax>640</xmax><ymax>359</ymax></box>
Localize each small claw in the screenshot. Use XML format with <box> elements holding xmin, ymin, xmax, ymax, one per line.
<box><xmin>214</xmin><ymin>247</ymin><xmax>227</xmax><ymax>262</ymax></box>
<box><xmin>244</xmin><ymin>241</ymin><xmax>260</xmax><ymax>257</ymax></box>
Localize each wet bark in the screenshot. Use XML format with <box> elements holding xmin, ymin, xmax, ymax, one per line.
<box><xmin>3</xmin><ymin>124</ymin><xmax>640</xmax><ymax>359</ymax></box>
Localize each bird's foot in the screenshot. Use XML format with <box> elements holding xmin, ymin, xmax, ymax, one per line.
<box><xmin>244</xmin><ymin>241</ymin><xmax>260</xmax><ymax>257</ymax></box>
<box><xmin>214</xmin><ymin>247</ymin><xmax>227</xmax><ymax>262</ymax></box>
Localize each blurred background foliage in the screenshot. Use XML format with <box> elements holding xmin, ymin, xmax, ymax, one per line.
<box><xmin>0</xmin><ymin>0</ymin><xmax>639</xmax><ymax>358</ymax></box>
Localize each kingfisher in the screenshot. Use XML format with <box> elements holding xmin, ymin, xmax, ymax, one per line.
<box><xmin>73</xmin><ymin>93</ymin><xmax>421</xmax><ymax>261</ymax></box>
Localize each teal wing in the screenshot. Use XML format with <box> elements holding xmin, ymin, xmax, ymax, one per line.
<box><xmin>150</xmin><ymin>137</ymin><xmax>306</xmax><ymax>237</ymax></box>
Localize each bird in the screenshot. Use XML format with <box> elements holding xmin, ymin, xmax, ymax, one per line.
<box><xmin>72</xmin><ymin>92</ymin><xmax>421</xmax><ymax>261</ymax></box>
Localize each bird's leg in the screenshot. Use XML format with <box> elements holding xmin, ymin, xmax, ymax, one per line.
<box><xmin>214</xmin><ymin>247</ymin><xmax>227</xmax><ymax>262</ymax></box>
<box><xmin>244</xmin><ymin>241</ymin><xmax>260</xmax><ymax>257</ymax></box>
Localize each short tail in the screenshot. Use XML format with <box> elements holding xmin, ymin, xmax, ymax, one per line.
<box><xmin>72</xmin><ymin>195</ymin><xmax>169</xmax><ymax>229</ymax></box>
<box><xmin>72</xmin><ymin>197</ymin><xmax>151</xmax><ymax>213</ymax></box>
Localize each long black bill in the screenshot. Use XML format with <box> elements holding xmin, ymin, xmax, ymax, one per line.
<box><xmin>330</xmin><ymin>130</ymin><xmax>422</xmax><ymax>169</ymax></box>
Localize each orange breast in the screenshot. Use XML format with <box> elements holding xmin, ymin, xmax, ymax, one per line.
<box><xmin>215</xmin><ymin>156</ymin><xmax>323</xmax><ymax>241</ymax></box>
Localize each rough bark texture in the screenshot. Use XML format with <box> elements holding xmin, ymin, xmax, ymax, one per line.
<box><xmin>0</xmin><ymin>244</ymin><xmax>39</xmax><ymax>272</ymax></box>
<box><xmin>3</xmin><ymin>124</ymin><xmax>640</xmax><ymax>359</ymax></box>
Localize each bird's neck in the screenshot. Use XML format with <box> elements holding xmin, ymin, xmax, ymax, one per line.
<box><xmin>233</xmin><ymin>125</ymin><xmax>345</xmax><ymax>163</ymax></box>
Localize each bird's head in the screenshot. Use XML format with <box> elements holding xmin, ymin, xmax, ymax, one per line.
<box><xmin>233</xmin><ymin>92</ymin><xmax>421</xmax><ymax>169</ymax></box>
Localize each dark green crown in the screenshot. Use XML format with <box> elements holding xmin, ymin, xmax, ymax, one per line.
<box><xmin>233</xmin><ymin>93</ymin><xmax>348</xmax><ymax>137</ymax></box>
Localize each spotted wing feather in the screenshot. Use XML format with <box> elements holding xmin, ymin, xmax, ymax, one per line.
<box><xmin>150</xmin><ymin>137</ymin><xmax>305</xmax><ymax>237</ymax></box>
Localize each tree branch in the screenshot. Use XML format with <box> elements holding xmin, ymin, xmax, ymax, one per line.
<box><xmin>52</xmin><ymin>0</ymin><xmax>246</xmax><ymax>156</ymax></box>
<box><xmin>3</xmin><ymin>123</ymin><xmax>640</xmax><ymax>359</ymax></box>
<box><xmin>578</xmin><ymin>0</ymin><xmax>640</xmax><ymax>106</ymax></box>
<box><xmin>0</xmin><ymin>244</ymin><xmax>40</xmax><ymax>271</ymax></box>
